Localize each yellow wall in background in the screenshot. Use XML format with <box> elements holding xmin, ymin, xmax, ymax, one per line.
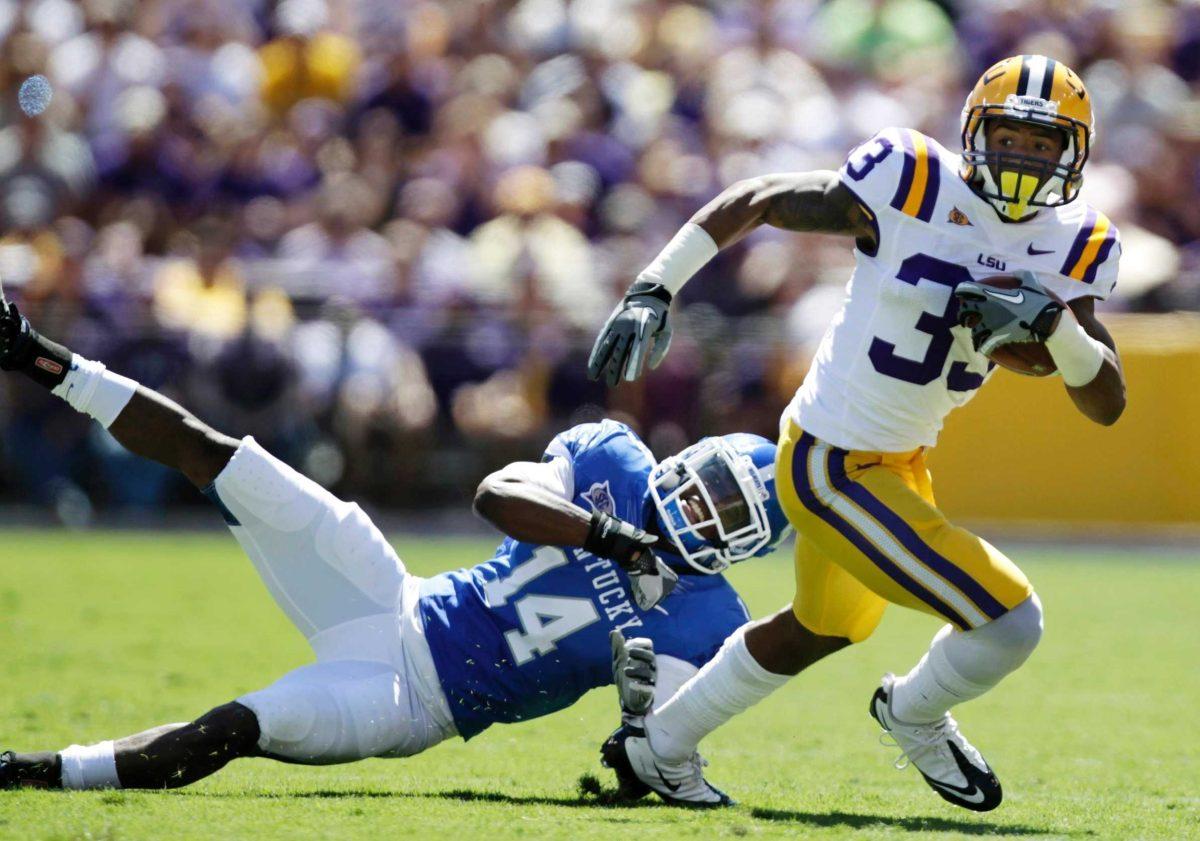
<box><xmin>927</xmin><ymin>314</ymin><xmax>1200</xmax><ymax>526</ymax></box>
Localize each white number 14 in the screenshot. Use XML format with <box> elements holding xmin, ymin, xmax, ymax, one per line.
<box><xmin>483</xmin><ymin>546</ymin><xmax>601</xmax><ymax>665</ymax></box>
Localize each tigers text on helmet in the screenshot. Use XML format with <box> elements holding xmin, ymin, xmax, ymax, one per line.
<box><xmin>649</xmin><ymin>433</ymin><xmax>791</xmax><ymax>574</ymax></box>
<box><xmin>960</xmin><ymin>55</ymin><xmax>1094</xmax><ymax>222</ymax></box>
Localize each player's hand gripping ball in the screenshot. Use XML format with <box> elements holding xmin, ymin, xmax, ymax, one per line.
<box><xmin>954</xmin><ymin>273</ymin><xmax>1062</xmax><ymax>376</ymax></box>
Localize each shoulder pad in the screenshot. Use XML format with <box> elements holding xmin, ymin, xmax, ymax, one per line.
<box><xmin>839</xmin><ymin>127</ymin><xmax>945</xmax><ymax>224</ymax></box>
<box><xmin>545</xmin><ymin>419</ymin><xmax>643</xmax><ymax>463</ymax></box>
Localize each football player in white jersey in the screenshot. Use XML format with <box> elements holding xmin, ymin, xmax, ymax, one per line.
<box><xmin>590</xmin><ymin>55</ymin><xmax>1126</xmax><ymax>811</ymax></box>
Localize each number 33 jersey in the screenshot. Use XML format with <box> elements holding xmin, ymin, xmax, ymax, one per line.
<box><xmin>787</xmin><ymin>126</ymin><xmax>1121</xmax><ymax>453</ymax></box>
<box><xmin>417</xmin><ymin>420</ymin><xmax>750</xmax><ymax>740</ymax></box>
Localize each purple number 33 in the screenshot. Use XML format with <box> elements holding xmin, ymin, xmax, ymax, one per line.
<box><xmin>845</xmin><ymin>137</ymin><xmax>893</xmax><ymax>181</ymax></box>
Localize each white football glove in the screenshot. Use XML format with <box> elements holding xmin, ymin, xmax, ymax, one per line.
<box><xmin>610</xmin><ymin>630</ymin><xmax>656</xmax><ymax>719</ymax></box>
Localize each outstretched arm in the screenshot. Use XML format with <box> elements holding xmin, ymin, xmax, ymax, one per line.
<box><xmin>588</xmin><ymin>172</ymin><xmax>874</xmax><ymax>385</ymax></box>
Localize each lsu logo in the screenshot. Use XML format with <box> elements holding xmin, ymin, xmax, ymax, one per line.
<box><xmin>581</xmin><ymin>481</ymin><xmax>615</xmax><ymax>515</ymax></box>
<box><xmin>947</xmin><ymin>207</ymin><xmax>972</xmax><ymax>226</ymax></box>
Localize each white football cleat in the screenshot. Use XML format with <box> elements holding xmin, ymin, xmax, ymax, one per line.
<box><xmin>600</xmin><ymin>724</ymin><xmax>733</xmax><ymax>808</ymax></box>
<box><xmin>869</xmin><ymin>674</ymin><xmax>1003</xmax><ymax>812</ymax></box>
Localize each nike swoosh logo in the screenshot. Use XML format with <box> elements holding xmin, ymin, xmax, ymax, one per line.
<box><xmin>927</xmin><ymin>777</ymin><xmax>987</xmax><ymax>804</ymax></box>
<box><xmin>1026</xmin><ymin>244</ymin><xmax>1054</xmax><ymax>255</ymax></box>
<box><xmin>653</xmin><ymin>763</ymin><xmax>682</xmax><ymax>793</ymax></box>
<box><xmin>983</xmin><ymin>288</ymin><xmax>1024</xmax><ymax>304</ymax></box>
<box><xmin>982</xmin><ymin>69</ymin><xmax>1005</xmax><ymax>85</ymax></box>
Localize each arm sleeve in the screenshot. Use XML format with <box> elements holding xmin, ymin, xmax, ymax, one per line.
<box><xmin>1046</xmin><ymin>222</ymin><xmax>1120</xmax><ymax>303</ymax></box>
<box><xmin>496</xmin><ymin>458</ymin><xmax>573</xmax><ymax>502</ymax></box>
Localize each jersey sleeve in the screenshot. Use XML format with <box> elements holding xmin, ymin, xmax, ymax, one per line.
<box><xmin>838</xmin><ymin>127</ymin><xmax>946</xmax><ymax>252</ymax></box>
<box><xmin>501</xmin><ymin>458</ymin><xmax>573</xmax><ymax>501</ymax></box>
<box><xmin>1045</xmin><ymin>209</ymin><xmax>1120</xmax><ymax>302</ymax></box>
<box><xmin>542</xmin><ymin>420</ymin><xmax>651</xmax><ymax>503</ymax></box>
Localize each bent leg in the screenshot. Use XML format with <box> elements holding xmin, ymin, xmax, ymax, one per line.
<box><xmin>239</xmin><ymin>660</ymin><xmax>453</xmax><ymax>764</ymax></box>
<box><xmin>891</xmin><ymin>594</ymin><xmax>1044</xmax><ymax>723</ymax></box>
<box><xmin>108</xmin><ymin>387</ymin><xmax>240</xmax><ymax>489</ymax></box>
<box><xmin>208</xmin><ymin>439</ymin><xmax>409</xmax><ymax>657</ymax></box>
<box><xmin>0</xmin><ymin>305</ymin><xmax>239</xmax><ymax>488</ymax></box>
<box><xmin>107</xmin><ymin>702</ymin><xmax>262</xmax><ymax>789</ymax></box>
<box><xmin>787</xmin><ymin>429</ymin><xmax>1031</xmax><ymax>631</ymax></box>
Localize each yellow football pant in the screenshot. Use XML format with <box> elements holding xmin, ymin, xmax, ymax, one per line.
<box><xmin>775</xmin><ymin>421</ymin><xmax>1032</xmax><ymax>643</ymax></box>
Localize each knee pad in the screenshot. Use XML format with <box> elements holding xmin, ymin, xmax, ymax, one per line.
<box><xmin>216</xmin><ymin>438</ymin><xmax>325</xmax><ymax>532</ymax></box>
<box><xmin>938</xmin><ymin>593</ymin><xmax>1043</xmax><ymax>685</ymax></box>
<box><xmin>238</xmin><ymin>682</ymin><xmax>342</xmax><ymax>763</ymax></box>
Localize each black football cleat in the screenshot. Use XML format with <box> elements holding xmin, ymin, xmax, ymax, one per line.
<box><xmin>1</xmin><ymin>750</ymin><xmax>62</xmax><ymax>790</ymax></box>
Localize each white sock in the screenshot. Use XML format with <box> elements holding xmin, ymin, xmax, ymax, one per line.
<box><xmin>51</xmin><ymin>355</ymin><xmax>137</xmax><ymax>428</ymax></box>
<box><xmin>646</xmin><ymin>627</ymin><xmax>790</xmax><ymax>763</ymax></box>
<box><xmin>59</xmin><ymin>741</ymin><xmax>122</xmax><ymax>790</ymax></box>
<box><xmin>891</xmin><ymin>594</ymin><xmax>1043</xmax><ymax>723</ymax></box>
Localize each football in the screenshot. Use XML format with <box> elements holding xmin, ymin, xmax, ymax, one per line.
<box><xmin>962</xmin><ymin>275</ymin><xmax>1058</xmax><ymax>377</ymax></box>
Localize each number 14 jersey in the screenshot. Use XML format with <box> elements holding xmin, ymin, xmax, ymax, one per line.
<box><xmin>787</xmin><ymin>127</ymin><xmax>1121</xmax><ymax>453</ymax></box>
<box><xmin>418</xmin><ymin>420</ymin><xmax>749</xmax><ymax>740</ymax></box>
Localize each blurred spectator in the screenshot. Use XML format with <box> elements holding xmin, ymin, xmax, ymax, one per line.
<box><xmin>0</xmin><ymin>0</ymin><xmax>1196</xmax><ymax>515</ymax></box>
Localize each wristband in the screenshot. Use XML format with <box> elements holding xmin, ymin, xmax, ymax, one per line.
<box><xmin>1045</xmin><ymin>312</ymin><xmax>1106</xmax><ymax>387</ymax></box>
<box><xmin>51</xmin><ymin>355</ymin><xmax>138</xmax><ymax>429</ymax></box>
<box><xmin>636</xmin><ymin>222</ymin><xmax>718</xmax><ymax>296</ymax></box>
<box><xmin>584</xmin><ymin>509</ymin><xmax>622</xmax><ymax>560</ymax></box>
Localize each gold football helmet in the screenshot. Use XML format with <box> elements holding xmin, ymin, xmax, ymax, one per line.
<box><xmin>960</xmin><ymin>55</ymin><xmax>1095</xmax><ymax>221</ymax></box>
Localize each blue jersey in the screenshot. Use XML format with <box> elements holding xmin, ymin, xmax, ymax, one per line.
<box><xmin>419</xmin><ymin>421</ymin><xmax>751</xmax><ymax>740</ymax></box>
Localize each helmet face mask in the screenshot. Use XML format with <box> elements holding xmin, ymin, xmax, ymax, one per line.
<box><xmin>649</xmin><ymin>436</ymin><xmax>789</xmax><ymax>574</ymax></box>
<box><xmin>960</xmin><ymin>56</ymin><xmax>1094</xmax><ymax>221</ymax></box>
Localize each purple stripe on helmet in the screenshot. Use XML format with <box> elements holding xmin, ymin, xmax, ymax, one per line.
<box><xmin>790</xmin><ymin>434</ymin><xmax>972</xmax><ymax>629</ymax></box>
<box><xmin>826</xmin><ymin>454</ymin><xmax>1007</xmax><ymax>622</ymax></box>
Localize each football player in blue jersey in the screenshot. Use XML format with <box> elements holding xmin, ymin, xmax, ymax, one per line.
<box><xmin>0</xmin><ymin>299</ymin><xmax>789</xmax><ymax>795</ymax></box>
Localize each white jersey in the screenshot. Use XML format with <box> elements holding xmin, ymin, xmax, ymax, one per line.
<box><xmin>786</xmin><ymin>127</ymin><xmax>1121</xmax><ymax>452</ymax></box>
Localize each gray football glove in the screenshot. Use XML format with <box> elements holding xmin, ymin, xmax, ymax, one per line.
<box><xmin>626</xmin><ymin>559</ymin><xmax>679</xmax><ymax>612</ymax></box>
<box><xmin>610</xmin><ymin>631</ymin><xmax>656</xmax><ymax>719</ymax></box>
<box><xmin>587</xmin><ymin>281</ymin><xmax>673</xmax><ymax>387</ymax></box>
<box><xmin>953</xmin><ymin>271</ymin><xmax>1063</xmax><ymax>356</ymax></box>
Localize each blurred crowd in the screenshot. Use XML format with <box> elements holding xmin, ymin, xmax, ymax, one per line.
<box><xmin>0</xmin><ymin>0</ymin><xmax>1197</xmax><ymax>518</ymax></box>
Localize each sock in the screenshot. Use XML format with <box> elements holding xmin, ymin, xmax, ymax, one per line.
<box><xmin>646</xmin><ymin>627</ymin><xmax>790</xmax><ymax>763</ymax></box>
<box><xmin>891</xmin><ymin>594</ymin><xmax>1043</xmax><ymax>723</ymax></box>
<box><xmin>59</xmin><ymin>741</ymin><xmax>122</xmax><ymax>790</ymax></box>
<box><xmin>50</xmin><ymin>355</ymin><xmax>138</xmax><ymax>428</ymax></box>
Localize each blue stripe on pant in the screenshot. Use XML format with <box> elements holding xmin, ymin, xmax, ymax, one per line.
<box><xmin>825</xmin><ymin>454</ymin><xmax>1008</xmax><ymax>621</ymax></box>
<box><xmin>791</xmin><ymin>433</ymin><xmax>972</xmax><ymax>630</ymax></box>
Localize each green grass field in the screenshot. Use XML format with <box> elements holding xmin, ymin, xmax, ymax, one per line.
<box><xmin>1</xmin><ymin>530</ymin><xmax>1197</xmax><ymax>840</ymax></box>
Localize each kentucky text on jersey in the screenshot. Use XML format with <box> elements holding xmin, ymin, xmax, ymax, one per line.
<box><xmin>418</xmin><ymin>420</ymin><xmax>751</xmax><ymax>740</ymax></box>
